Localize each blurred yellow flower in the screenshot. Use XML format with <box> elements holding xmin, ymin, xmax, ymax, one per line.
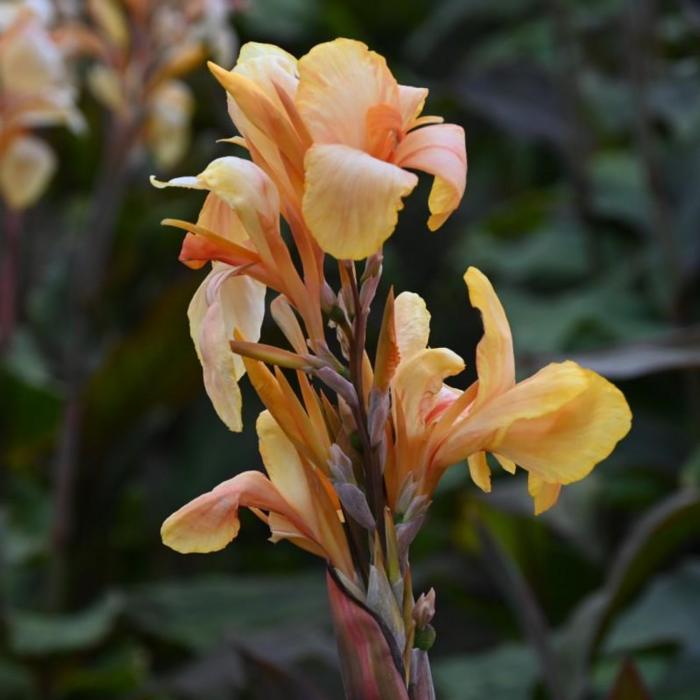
<box><xmin>0</xmin><ymin>3</ymin><xmax>82</xmax><ymax>209</ymax></box>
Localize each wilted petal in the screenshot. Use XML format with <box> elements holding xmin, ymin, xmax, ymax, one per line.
<box><xmin>394</xmin><ymin>123</ymin><xmax>466</xmax><ymax>231</ymax></box>
<box><xmin>496</xmin><ymin>367</ymin><xmax>632</xmax><ymax>486</ymax></box>
<box><xmin>188</xmin><ymin>265</ymin><xmax>266</xmax><ymax>431</ymax></box>
<box><xmin>303</xmin><ymin>143</ymin><xmax>417</xmax><ymax>260</ymax></box>
<box><xmin>464</xmin><ymin>267</ymin><xmax>515</xmax><ymax>407</ymax></box>
<box><xmin>297</xmin><ymin>38</ymin><xmax>398</xmax><ymax>150</ymax></box>
<box><xmin>0</xmin><ymin>134</ymin><xmax>55</xmax><ymax>209</ymax></box>
<box><xmin>394</xmin><ymin>291</ymin><xmax>430</xmax><ymax>362</ymax></box>
<box><xmin>161</xmin><ymin>471</ymin><xmax>293</xmax><ymax>553</ymax></box>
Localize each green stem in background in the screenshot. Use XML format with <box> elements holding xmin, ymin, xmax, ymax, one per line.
<box><xmin>0</xmin><ymin>206</ymin><xmax>23</xmax><ymax>353</ymax></box>
<box><xmin>48</xmin><ymin>114</ymin><xmax>141</xmax><ymax>609</ymax></box>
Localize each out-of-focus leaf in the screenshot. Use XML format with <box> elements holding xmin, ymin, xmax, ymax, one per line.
<box><xmin>589</xmin><ymin>152</ymin><xmax>651</xmax><ymax>230</ymax></box>
<box><xmin>8</xmin><ymin>592</ymin><xmax>124</xmax><ymax>656</ymax></box>
<box><xmin>433</xmin><ymin>644</ymin><xmax>536</xmax><ymax>700</ymax></box>
<box><xmin>605</xmin><ymin>659</ymin><xmax>652</xmax><ymax>700</ymax></box>
<box><xmin>127</xmin><ymin>574</ymin><xmax>327</xmax><ymax>652</ymax></box>
<box><xmin>555</xmin><ymin>325</ymin><xmax>700</xmax><ymax>379</ymax></box>
<box><xmin>605</xmin><ymin>559</ymin><xmax>700</xmax><ymax>654</ymax></box>
<box><xmin>0</xmin><ymin>658</ymin><xmax>35</xmax><ymax>700</ymax></box>
<box><xmin>558</xmin><ymin>490</ymin><xmax>700</xmax><ymax>700</ymax></box>
<box><xmin>241</xmin><ymin>0</ymin><xmax>320</xmax><ymax>41</ymax></box>
<box><xmin>454</xmin><ymin>62</ymin><xmax>572</xmax><ymax>144</ymax></box>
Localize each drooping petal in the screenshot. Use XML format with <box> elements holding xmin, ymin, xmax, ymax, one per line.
<box><xmin>303</xmin><ymin>144</ymin><xmax>418</xmax><ymax>260</ymax></box>
<box><xmin>188</xmin><ymin>265</ymin><xmax>266</xmax><ymax>431</ymax></box>
<box><xmin>394</xmin><ymin>123</ymin><xmax>466</xmax><ymax>230</ymax></box>
<box><xmin>464</xmin><ymin>267</ymin><xmax>515</xmax><ymax>407</ymax></box>
<box><xmin>297</xmin><ymin>38</ymin><xmax>399</xmax><ymax>150</ymax></box>
<box><xmin>394</xmin><ymin>291</ymin><xmax>431</xmax><ymax>362</ymax></box>
<box><xmin>161</xmin><ymin>471</ymin><xmax>295</xmax><ymax>553</ymax></box>
<box><xmin>528</xmin><ymin>473</ymin><xmax>562</xmax><ymax>515</ymax></box>
<box><xmin>496</xmin><ymin>367</ymin><xmax>632</xmax><ymax>486</ymax></box>
<box><xmin>468</xmin><ymin>451</ymin><xmax>491</xmax><ymax>493</ymax></box>
<box><xmin>0</xmin><ymin>134</ymin><xmax>55</xmax><ymax>209</ymax></box>
<box><xmin>436</xmin><ymin>361</ymin><xmax>589</xmax><ymax>467</ymax></box>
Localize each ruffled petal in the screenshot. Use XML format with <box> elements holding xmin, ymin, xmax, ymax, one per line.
<box><xmin>302</xmin><ymin>144</ymin><xmax>417</xmax><ymax>259</ymax></box>
<box><xmin>188</xmin><ymin>265</ymin><xmax>266</xmax><ymax>431</ymax></box>
<box><xmin>161</xmin><ymin>471</ymin><xmax>294</xmax><ymax>553</ymax></box>
<box><xmin>464</xmin><ymin>267</ymin><xmax>515</xmax><ymax>407</ymax></box>
<box><xmin>297</xmin><ymin>38</ymin><xmax>399</xmax><ymax>150</ymax></box>
<box><xmin>496</xmin><ymin>367</ymin><xmax>632</xmax><ymax>486</ymax></box>
<box><xmin>394</xmin><ymin>123</ymin><xmax>466</xmax><ymax>230</ymax></box>
<box><xmin>394</xmin><ymin>291</ymin><xmax>431</xmax><ymax>362</ymax></box>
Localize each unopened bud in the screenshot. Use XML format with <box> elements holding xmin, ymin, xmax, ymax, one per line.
<box><xmin>361</xmin><ymin>252</ymin><xmax>383</xmax><ymax>282</ymax></box>
<box><xmin>328</xmin><ymin>444</ymin><xmax>355</xmax><ymax>484</ymax></box>
<box><xmin>396</xmin><ymin>514</ymin><xmax>425</xmax><ymax>562</ymax></box>
<box><xmin>335</xmin><ymin>482</ymin><xmax>375</xmax><ymax>530</ymax></box>
<box><xmin>367</xmin><ymin>389</ymin><xmax>390</xmax><ymax>448</ymax></box>
<box><xmin>413</xmin><ymin>624</ymin><xmax>436</xmax><ymax>651</ymax></box>
<box><xmin>413</xmin><ymin>588</ymin><xmax>436</xmax><ymax>629</ymax></box>
<box><xmin>321</xmin><ymin>281</ymin><xmax>336</xmax><ymax>314</ymax></box>
<box><xmin>315</xmin><ymin>367</ymin><xmax>358</xmax><ymax>408</ymax></box>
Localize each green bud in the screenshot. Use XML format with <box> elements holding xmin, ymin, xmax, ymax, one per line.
<box><xmin>414</xmin><ymin>624</ymin><xmax>436</xmax><ymax>651</ymax></box>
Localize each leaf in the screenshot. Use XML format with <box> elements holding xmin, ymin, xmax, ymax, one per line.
<box><xmin>558</xmin><ymin>490</ymin><xmax>700</xmax><ymax>700</ymax></box>
<box><xmin>606</xmin><ymin>659</ymin><xmax>652</xmax><ymax>700</ymax></box>
<box><xmin>126</xmin><ymin>574</ymin><xmax>328</xmax><ymax>652</ymax></box>
<box><xmin>8</xmin><ymin>593</ymin><xmax>124</xmax><ymax>656</ymax></box>
<box><xmin>433</xmin><ymin>644</ymin><xmax>537</xmax><ymax>700</ymax></box>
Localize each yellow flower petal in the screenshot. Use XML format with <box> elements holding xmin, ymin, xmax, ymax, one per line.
<box><xmin>528</xmin><ymin>473</ymin><xmax>562</xmax><ymax>515</ymax></box>
<box><xmin>464</xmin><ymin>267</ymin><xmax>515</xmax><ymax>407</ymax></box>
<box><xmin>161</xmin><ymin>471</ymin><xmax>294</xmax><ymax>553</ymax></box>
<box><xmin>297</xmin><ymin>38</ymin><xmax>398</xmax><ymax>150</ymax></box>
<box><xmin>394</xmin><ymin>124</ymin><xmax>466</xmax><ymax>230</ymax></box>
<box><xmin>394</xmin><ymin>291</ymin><xmax>431</xmax><ymax>362</ymax></box>
<box><xmin>468</xmin><ymin>451</ymin><xmax>491</xmax><ymax>493</ymax></box>
<box><xmin>0</xmin><ymin>134</ymin><xmax>55</xmax><ymax>209</ymax></box>
<box><xmin>188</xmin><ymin>265</ymin><xmax>266</xmax><ymax>432</ymax></box>
<box><xmin>497</xmin><ymin>367</ymin><xmax>632</xmax><ymax>485</ymax></box>
<box><xmin>302</xmin><ymin>144</ymin><xmax>417</xmax><ymax>259</ymax></box>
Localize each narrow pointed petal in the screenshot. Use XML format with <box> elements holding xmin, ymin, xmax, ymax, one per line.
<box><xmin>468</xmin><ymin>451</ymin><xmax>491</xmax><ymax>493</ymax></box>
<box><xmin>494</xmin><ymin>453</ymin><xmax>517</xmax><ymax>474</ymax></box>
<box><xmin>528</xmin><ymin>473</ymin><xmax>562</xmax><ymax>515</ymax></box>
<box><xmin>497</xmin><ymin>368</ymin><xmax>632</xmax><ymax>486</ymax></box>
<box><xmin>297</xmin><ymin>38</ymin><xmax>399</xmax><ymax>150</ymax></box>
<box><xmin>303</xmin><ymin>144</ymin><xmax>417</xmax><ymax>260</ymax></box>
<box><xmin>464</xmin><ymin>267</ymin><xmax>515</xmax><ymax>407</ymax></box>
<box><xmin>394</xmin><ymin>291</ymin><xmax>431</xmax><ymax>362</ymax></box>
<box><xmin>161</xmin><ymin>471</ymin><xmax>292</xmax><ymax>553</ymax></box>
<box><xmin>393</xmin><ymin>124</ymin><xmax>466</xmax><ymax>230</ymax></box>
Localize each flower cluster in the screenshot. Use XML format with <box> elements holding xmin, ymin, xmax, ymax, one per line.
<box><xmin>153</xmin><ymin>38</ymin><xmax>631</xmax><ymax>698</ymax></box>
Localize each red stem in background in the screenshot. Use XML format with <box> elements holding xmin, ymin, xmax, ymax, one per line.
<box><xmin>0</xmin><ymin>207</ymin><xmax>23</xmax><ymax>353</ymax></box>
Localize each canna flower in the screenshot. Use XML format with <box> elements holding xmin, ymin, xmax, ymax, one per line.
<box><xmin>162</xmin><ymin>407</ymin><xmax>356</xmax><ymax>581</ymax></box>
<box><xmin>209</xmin><ymin>38</ymin><xmax>467</xmax><ymax>260</ymax></box>
<box><xmin>391</xmin><ymin>267</ymin><xmax>632</xmax><ymax>514</ymax></box>
<box><xmin>0</xmin><ymin>3</ymin><xmax>82</xmax><ymax>208</ymax></box>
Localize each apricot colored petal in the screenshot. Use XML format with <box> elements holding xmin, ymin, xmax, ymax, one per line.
<box><xmin>303</xmin><ymin>144</ymin><xmax>418</xmax><ymax>260</ymax></box>
<box><xmin>436</xmin><ymin>361</ymin><xmax>588</xmax><ymax>467</ymax></box>
<box><xmin>394</xmin><ymin>291</ymin><xmax>431</xmax><ymax>362</ymax></box>
<box><xmin>497</xmin><ymin>367</ymin><xmax>632</xmax><ymax>486</ymax></box>
<box><xmin>528</xmin><ymin>473</ymin><xmax>562</xmax><ymax>515</ymax></box>
<box><xmin>464</xmin><ymin>267</ymin><xmax>515</xmax><ymax>407</ymax></box>
<box><xmin>161</xmin><ymin>471</ymin><xmax>293</xmax><ymax>553</ymax></box>
<box><xmin>468</xmin><ymin>451</ymin><xmax>492</xmax><ymax>493</ymax></box>
<box><xmin>256</xmin><ymin>410</ymin><xmax>316</xmax><ymax>531</ymax></box>
<box><xmin>297</xmin><ymin>38</ymin><xmax>399</xmax><ymax>149</ymax></box>
<box><xmin>398</xmin><ymin>84</ymin><xmax>428</xmax><ymax>129</ymax></box>
<box><xmin>394</xmin><ymin>123</ymin><xmax>466</xmax><ymax>230</ymax></box>
<box><xmin>234</xmin><ymin>42</ymin><xmax>298</xmax><ymax>106</ymax></box>
<box><xmin>188</xmin><ymin>265</ymin><xmax>266</xmax><ymax>431</ymax></box>
<box><xmin>0</xmin><ymin>134</ymin><xmax>55</xmax><ymax>209</ymax></box>
<box><xmin>196</xmin><ymin>192</ymin><xmax>248</xmax><ymax>245</ymax></box>
<box><xmin>393</xmin><ymin>347</ymin><xmax>465</xmax><ymax>440</ymax></box>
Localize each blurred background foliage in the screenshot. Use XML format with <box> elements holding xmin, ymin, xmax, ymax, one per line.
<box><xmin>1</xmin><ymin>0</ymin><xmax>700</xmax><ymax>698</ymax></box>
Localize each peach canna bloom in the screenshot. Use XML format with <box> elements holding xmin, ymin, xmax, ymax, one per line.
<box><xmin>161</xmin><ymin>409</ymin><xmax>356</xmax><ymax>581</ymax></box>
<box><xmin>209</xmin><ymin>38</ymin><xmax>467</xmax><ymax>260</ymax></box>
<box><xmin>390</xmin><ymin>267</ymin><xmax>632</xmax><ymax>514</ymax></box>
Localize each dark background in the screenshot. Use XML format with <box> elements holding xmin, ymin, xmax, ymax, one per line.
<box><xmin>1</xmin><ymin>0</ymin><xmax>699</xmax><ymax>698</ymax></box>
